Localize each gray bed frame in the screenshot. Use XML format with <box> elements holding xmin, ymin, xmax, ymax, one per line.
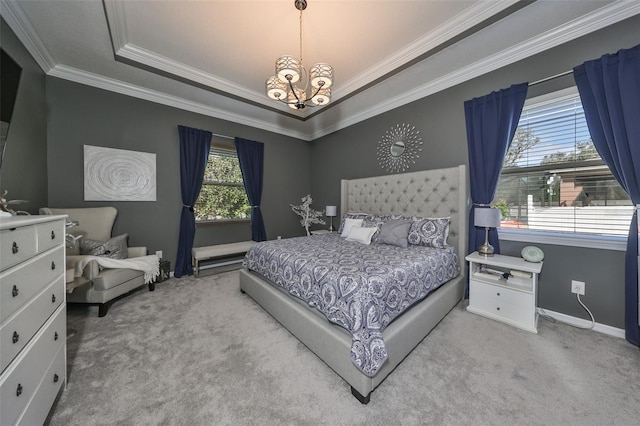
<box><xmin>239</xmin><ymin>165</ymin><xmax>468</xmax><ymax>403</ymax></box>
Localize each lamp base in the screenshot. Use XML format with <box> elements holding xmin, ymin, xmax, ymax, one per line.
<box><xmin>328</xmin><ymin>217</ymin><xmax>334</xmax><ymax>232</ymax></box>
<box><xmin>478</xmin><ymin>242</ymin><xmax>495</xmax><ymax>256</ymax></box>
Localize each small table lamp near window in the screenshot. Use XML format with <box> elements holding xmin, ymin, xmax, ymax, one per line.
<box><xmin>474</xmin><ymin>207</ymin><xmax>500</xmax><ymax>256</ymax></box>
<box><xmin>326</xmin><ymin>206</ymin><xmax>337</xmax><ymax>232</ymax></box>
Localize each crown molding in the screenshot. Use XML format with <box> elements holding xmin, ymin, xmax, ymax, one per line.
<box><xmin>47</xmin><ymin>64</ymin><xmax>310</xmax><ymax>141</ymax></box>
<box><xmin>103</xmin><ymin>0</ymin><xmax>127</xmax><ymax>51</ymax></box>
<box><xmin>0</xmin><ymin>0</ymin><xmax>55</xmax><ymax>72</ymax></box>
<box><xmin>311</xmin><ymin>0</ymin><xmax>640</xmax><ymax>140</ymax></box>
<box><xmin>116</xmin><ymin>43</ymin><xmax>274</xmax><ymax>111</ymax></box>
<box><xmin>334</xmin><ymin>0</ymin><xmax>520</xmax><ymax>99</ymax></box>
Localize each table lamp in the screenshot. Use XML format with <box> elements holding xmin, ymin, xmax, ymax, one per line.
<box><xmin>474</xmin><ymin>207</ymin><xmax>500</xmax><ymax>256</ymax></box>
<box><xmin>326</xmin><ymin>205</ymin><xmax>337</xmax><ymax>232</ymax></box>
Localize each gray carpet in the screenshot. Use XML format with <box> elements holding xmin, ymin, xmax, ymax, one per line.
<box><xmin>48</xmin><ymin>271</ymin><xmax>640</xmax><ymax>425</ymax></box>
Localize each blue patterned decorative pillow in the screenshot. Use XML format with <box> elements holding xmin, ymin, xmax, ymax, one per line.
<box><xmin>80</xmin><ymin>233</ymin><xmax>129</xmax><ymax>259</ymax></box>
<box><xmin>407</xmin><ymin>217</ymin><xmax>450</xmax><ymax>248</ymax></box>
<box><xmin>376</xmin><ymin>219</ymin><xmax>412</xmax><ymax>248</ymax></box>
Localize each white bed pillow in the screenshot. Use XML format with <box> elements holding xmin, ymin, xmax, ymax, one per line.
<box><xmin>346</xmin><ymin>226</ymin><xmax>377</xmax><ymax>245</ymax></box>
<box><xmin>340</xmin><ymin>218</ymin><xmax>364</xmax><ymax>237</ymax></box>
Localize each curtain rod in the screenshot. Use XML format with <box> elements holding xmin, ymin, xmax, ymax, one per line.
<box><xmin>212</xmin><ymin>133</ymin><xmax>234</xmax><ymax>140</ymax></box>
<box><xmin>529</xmin><ymin>70</ymin><xmax>573</xmax><ymax>87</ymax></box>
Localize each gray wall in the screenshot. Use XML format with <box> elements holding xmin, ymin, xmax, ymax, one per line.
<box><xmin>46</xmin><ymin>78</ymin><xmax>311</xmax><ymax>268</ymax></box>
<box><xmin>0</xmin><ymin>18</ymin><xmax>47</xmax><ymax>211</ymax></box>
<box><xmin>309</xmin><ymin>15</ymin><xmax>640</xmax><ymax>329</ymax></box>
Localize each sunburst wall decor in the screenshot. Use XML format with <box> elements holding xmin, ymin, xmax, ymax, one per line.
<box><xmin>377</xmin><ymin>123</ymin><xmax>422</xmax><ymax>173</ymax></box>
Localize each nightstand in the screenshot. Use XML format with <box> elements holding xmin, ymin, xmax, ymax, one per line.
<box><xmin>465</xmin><ymin>251</ymin><xmax>543</xmax><ymax>333</ymax></box>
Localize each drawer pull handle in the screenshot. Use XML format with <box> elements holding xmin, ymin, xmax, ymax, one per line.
<box><xmin>52</xmin><ymin>294</ymin><xmax>56</xmax><ymax>303</ymax></box>
<box><xmin>12</xmin><ymin>285</ymin><xmax>19</xmax><ymax>297</ymax></box>
<box><xmin>497</xmin><ymin>292</ymin><xmax>500</xmax><ymax>296</ymax></box>
<box><xmin>496</xmin><ymin>307</ymin><xmax>501</xmax><ymax>311</ymax></box>
<box><xmin>54</xmin><ymin>331</ymin><xmax>59</xmax><ymax>341</ymax></box>
<box><xmin>12</xmin><ymin>241</ymin><xmax>18</xmax><ymax>254</ymax></box>
<box><xmin>51</xmin><ymin>230</ymin><xmax>56</xmax><ymax>239</ymax></box>
<box><xmin>16</xmin><ymin>384</ymin><xmax>23</xmax><ymax>397</ymax></box>
<box><xmin>51</xmin><ymin>261</ymin><xmax>56</xmax><ymax>270</ymax></box>
<box><xmin>53</xmin><ymin>374</ymin><xmax>59</xmax><ymax>383</ymax></box>
<box><xmin>12</xmin><ymin>331</ymin><xmax>19</xmax><ymax>344</ymax></box>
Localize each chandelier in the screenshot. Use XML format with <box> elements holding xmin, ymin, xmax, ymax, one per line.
<box><xmin>265</xmin><ymin>0</ymin><xmax>333</xmax><ymax>110</ymax></box>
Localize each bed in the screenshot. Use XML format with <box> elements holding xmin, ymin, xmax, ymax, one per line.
<box><xmin>239</xmin><ymin>165</ymin><xmax>468</xmax><ymax>403</ymax></box>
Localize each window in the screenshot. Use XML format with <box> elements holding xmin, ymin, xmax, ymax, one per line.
<box><xmin>493</xmin><ymin>87</ymin><xmax>633</xmax><ymax>238</ymax></box>
<box><xmin>195</xmin><ymin>148</ymin><xmax>251</xmax><ymax>222</ymax></box>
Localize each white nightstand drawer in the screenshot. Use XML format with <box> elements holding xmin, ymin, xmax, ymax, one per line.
<box><xmin>0</xmin><ymin>226</ymin><xmax>37</xmax><ymax>272</ymax></box>
<box><xmin>469</xmin><ymin>293</ymin><xmax>535</xmax><ymax>327</ymax></box>
<box><xmin>470</xmin><ymin>279</ymin><xmax>533</xmax><ymax>309</ymax></box>
<box><xmin>0</xmin><ymin>305</ymin><xmax>65</xmax><ymax>425</ymax></box>
<box><xmin>0</xmin><ymin>246</ymin><xmax>65</xmax><ymax>324</ymax></box>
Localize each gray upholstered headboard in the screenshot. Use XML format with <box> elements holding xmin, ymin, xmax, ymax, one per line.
<box><xmin>340</xmin><ymin>165</ymin><xmax>468</xmax><ymax>258</ymax></box>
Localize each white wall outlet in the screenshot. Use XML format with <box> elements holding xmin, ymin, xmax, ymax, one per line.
<box><xmin>571</xmin><ymin>280</ymin><xmax>585</xmax><ymax>295</ymax></box>
<box><xmin>155</xmin><ymin>250</ymin><xmax>163</xmax><ymax>259</ymax></box>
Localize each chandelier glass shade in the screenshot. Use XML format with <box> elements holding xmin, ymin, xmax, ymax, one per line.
<box><xmin>265</xmin><ymin>0</ymin><xmax>333</xmax><ymax>110</ymax></box>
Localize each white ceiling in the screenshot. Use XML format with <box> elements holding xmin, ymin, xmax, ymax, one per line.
<box><xmin>2</xmin><ymin>1</ymin><xmax>639</xmax><ymax>141</ymax></box>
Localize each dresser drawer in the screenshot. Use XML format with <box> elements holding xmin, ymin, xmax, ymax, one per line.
<box><xmin>17</xmin><ymin>344</ymin><xmax>65</xmax><ymax>426</ymax></box>
<box><xmin>0</xmin><ymin>305</ymin><xmax>65</xmax><ymax>426</ymax></box>
<box><xmin>0</xmin><ymin>277</ymin><xmax>65</xmax><ymax>374</ymax></box>
<box><xmin>36</xmin><ymin>219</ymin><xmax>65</xmax><ymax>254</ymax></box>
<box><xmin>0</xmin><ymin>226</ymin><xmax>37</xmax><ymax>272</ymax></box>
<box><xmin>1</xmin><ymin>246</ymin><xmax>65</xmax><ymax>324</ymax></box>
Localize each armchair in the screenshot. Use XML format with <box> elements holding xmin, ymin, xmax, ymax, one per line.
<box><xmin>40</xmin><ymin>207</ymin><xmax>152</xmax><ymax>317</ymax></box>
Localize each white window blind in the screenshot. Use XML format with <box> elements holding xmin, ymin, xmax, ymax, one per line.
<box><xmin>493</xmin><ymin>87</ymin><xmax>633</xmax><ymax>237</ymax></box>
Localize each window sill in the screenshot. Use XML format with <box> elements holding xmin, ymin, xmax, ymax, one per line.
<box><xmin>498</xmin><ymin>229</ymin><xmax>627</xmax><ymax>251</ymax></box>
<box><xmin>196</xmin><ymin>219</ymin><xmax>251</xmax><ymax>227</ymax></box>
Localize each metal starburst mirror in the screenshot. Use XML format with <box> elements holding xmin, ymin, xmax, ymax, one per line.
<box><xmin>377</xmin><ymin>123</ymin><xmax>423</xmax><ymax>173</ymax></box>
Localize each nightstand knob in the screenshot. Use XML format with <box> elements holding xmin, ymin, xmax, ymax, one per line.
<box><xmin>12</xmin><ymin>241</ymin><xmax>18</xmax><ymax>254</ymax></box>
<box><xmin>16</xmin><ymin>383</ymin><xmax>23</xmax><ymax>397</ymax></box>
<box><xmin>497</xmin><ymin>292</ymin><xmax>500</xmax><ymax>296</ymax></box>
<box><xmin>496</xmin><ymin>307</ymin><xmax>501</xmax><ymax>311</ymax></box>
<box><xmin>12</xmin><ymin>331</ymin><xmax>19</xmax><ymax>344</ymax></box>
<box><xmin>12</xmin><ymin>285</ymin><xmax>19</xmax><ymax>297</ymax></box>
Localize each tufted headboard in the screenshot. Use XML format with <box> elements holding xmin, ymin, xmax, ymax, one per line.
<box><xmin>340</xmin><ymin>165</ymin><xmax>468</xmax><ymax>258</ymax></box>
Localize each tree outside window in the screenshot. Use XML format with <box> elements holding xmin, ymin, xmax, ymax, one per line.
<box><xmin>195</xmin><ymin>148</ymin><xmax>251</xmax><ymax>222</ymax></box>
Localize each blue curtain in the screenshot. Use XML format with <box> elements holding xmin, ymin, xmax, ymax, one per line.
<box><xmin>235</xmin><ymin>137</ymin><xmax>267</xmax><ymax>242</ymax></box>
<box><xmin>464</xmin><ymin>83</ymin><xmax>529</xmax><ymax>268</ymax></box>
<box><xmin>573</xmin><ymin>44</ymin><xmax>640</xmax><ymax>346</ymax></box>
<box><xmin>174</xmin><ymin>125</ymin><xmax>212</xmax><ymax>277</ymax></box>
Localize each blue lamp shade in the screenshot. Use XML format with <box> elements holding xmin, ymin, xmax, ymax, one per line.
<box><xmin>474</xmin><ymin>207</ymin><xmax>500</xmax><ymax>228</ymax></box>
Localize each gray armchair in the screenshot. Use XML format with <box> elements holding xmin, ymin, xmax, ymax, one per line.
<box><xmin>40</xmin><ymin>207</ymin><xmax>152</xmax><ymax>316</ymax></box>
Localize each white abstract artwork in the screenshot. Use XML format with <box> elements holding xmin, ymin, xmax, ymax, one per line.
<box><xmin>84</xmin><ymin>145</ymin><xmax>156</xmax><ymax>201</ymax></box>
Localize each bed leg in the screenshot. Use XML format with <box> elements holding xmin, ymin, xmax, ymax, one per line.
<box><xmin>351</xmin><ymin>387</ymin><xmax>370</xmax><ymax>404</ymax></box>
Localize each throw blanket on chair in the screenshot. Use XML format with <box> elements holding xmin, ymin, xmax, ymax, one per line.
<box><xmin>68</xmin><ymin>255</ymin><xmax>160</xmax><ymax>284</ymax></box>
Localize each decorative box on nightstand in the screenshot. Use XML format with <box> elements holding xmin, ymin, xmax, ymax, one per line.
<box><xmin>465</xmin><ymin>251</ymin><xmax>543</xmax><ymax>333</ymax></box>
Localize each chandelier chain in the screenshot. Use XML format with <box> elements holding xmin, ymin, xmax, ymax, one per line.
<box><xmin>299</xmin><ymin>9</ymin><xmax>303</xmax><ymax>64</ymax></box>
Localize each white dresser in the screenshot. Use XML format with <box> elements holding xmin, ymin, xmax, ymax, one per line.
<box><xmin>0</xmin><ymin>215</ymin><xmax>67</xmax><ymax>425</ymax></box>
<box><xmin>466</xmin><ymin>251</ymin><xmax>543</xmax><ymax>333</ymax></box>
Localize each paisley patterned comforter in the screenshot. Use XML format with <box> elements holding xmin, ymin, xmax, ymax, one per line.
<box><xmin>243</xmin><ymin>233</ymin><xmax>460</xmax><ymax>377</ymax></box>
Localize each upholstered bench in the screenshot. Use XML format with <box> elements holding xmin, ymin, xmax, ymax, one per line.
<box><xmin>192</xmin><ymin>241</ymin><xmax>257</xmax><ymax>277</ymax></box>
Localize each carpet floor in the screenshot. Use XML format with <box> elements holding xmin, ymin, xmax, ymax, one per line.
<box><xmin>47</xmin><ymin>270</ymin><xmax>640</xmax><ymax>425</ymax></box>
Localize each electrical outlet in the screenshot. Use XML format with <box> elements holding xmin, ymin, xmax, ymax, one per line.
<box><xmin>571</xmin><ymin>280</ymin><xmax>585</xmax><ymax>295</ymax></box>
<box><xmin>155</xmin><ymin>250</ymin><xmax>163</xmax><ymax>259</ymax></box>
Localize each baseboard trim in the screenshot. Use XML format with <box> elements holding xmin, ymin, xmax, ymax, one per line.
<box><xmin>537</xmin><ymin>308</ymin><xmax>625</xmax><ymax>339</ymax></box>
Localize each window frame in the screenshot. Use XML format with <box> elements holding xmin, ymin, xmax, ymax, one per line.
<box><xmin>495</xmin><ymin>86</ymin><xmax>629</xmax><ymax>251</ymax></box>
<box><xmin>195</xmin><ymin>147</ymin><xmax>251</xmax><ymax>224</ymax></box>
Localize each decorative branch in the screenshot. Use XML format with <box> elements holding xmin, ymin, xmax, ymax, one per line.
<box><xmin>290</xmin><ymin>194</ymin><xmax>325</xmax><ymax>236</ymax></box>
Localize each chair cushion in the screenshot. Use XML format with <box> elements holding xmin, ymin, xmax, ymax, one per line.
<box><xmin>92</xmin><ymin>268</ymin><xmax>144</xmax><ymax>291</ymax></box>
